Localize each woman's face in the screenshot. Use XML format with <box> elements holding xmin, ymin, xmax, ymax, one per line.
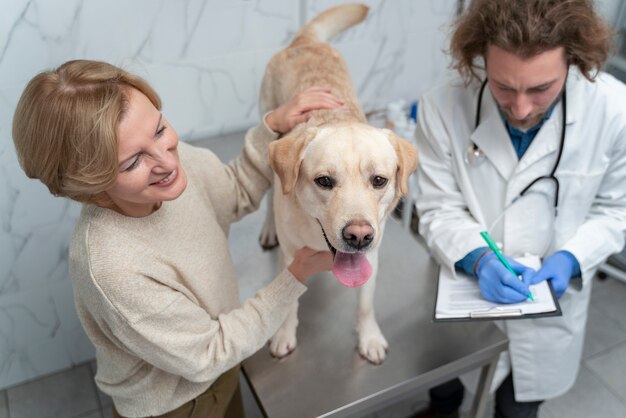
<box><xmin>105</xmin><ymin>88</ymin><xmax>187</xmax><ymax>217</ymax></box>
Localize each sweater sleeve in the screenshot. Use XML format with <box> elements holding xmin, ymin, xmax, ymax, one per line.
<box><xmin>184</xmin><ymin>121</ymin><xmax>278</xmax><ymax>228</ymax></box>
<box><xmin>100</xmin><ymin>269</ymin><xmax>305</xmax><ymax>384</ymax></box>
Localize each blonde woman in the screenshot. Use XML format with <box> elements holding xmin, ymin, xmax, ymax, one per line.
<box><xmin>12</xmin><ymin>60</ymin><xmax>344</xmax><ymax>418</ymax></box>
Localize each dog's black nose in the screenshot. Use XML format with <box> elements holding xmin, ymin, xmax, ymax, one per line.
<box><xmin>342</xmin><ymin>221</ymin><xmax>374</xmax><ymax>250</ymax></box>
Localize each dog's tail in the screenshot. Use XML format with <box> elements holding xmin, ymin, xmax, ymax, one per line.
<box><xmin>291</xmin><ymin>3</ymin><xmax>368</xmax><ymax>46</ymax></box>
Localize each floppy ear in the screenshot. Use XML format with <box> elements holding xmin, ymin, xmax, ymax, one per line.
<box><xmin>385</xmin><ymin>129</ymin><xmax>419</xmax><ymax>196</ymax></box>
<box><xmin>268</xmin><ymin>128</ymin><xmax>316</xmax><ymax>195</ymax></box>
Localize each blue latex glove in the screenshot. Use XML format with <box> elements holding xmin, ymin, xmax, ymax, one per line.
<box><xmin>476</xmin><ymin>252</ymin><xmax>536</xmax><ymax>304</ymax></box>
<box><xmin>529</xmin><ymin>251</ymin><xmax>579</xmax><ymax>299</ymax></box>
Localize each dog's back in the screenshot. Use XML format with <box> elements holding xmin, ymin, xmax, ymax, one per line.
<box><xmin>260</xmin><ymin>4</ymin><xmax>369</xmax><ymax>125</ymax></box>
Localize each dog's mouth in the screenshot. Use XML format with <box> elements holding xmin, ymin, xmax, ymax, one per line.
<box><xmin>317</xmin><ymin>220</ymin><xmax>372</xmax><ymax>288</ymax></box>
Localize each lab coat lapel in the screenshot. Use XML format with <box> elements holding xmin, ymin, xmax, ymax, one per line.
<box><xmin>470</xmin><ymin>91</ymin><xmax>518</xmax><ymax>181</ymax></box>
<box><xmin>513</xmin><ymin>107</ymin><xmax>560</xmax><ymax>175</ymax></box>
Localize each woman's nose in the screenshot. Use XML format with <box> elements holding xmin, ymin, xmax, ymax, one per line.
<box><xmin>152</xmin><ymin>140</ymin><xmax>178</xmax><ymax>172</ymax></box>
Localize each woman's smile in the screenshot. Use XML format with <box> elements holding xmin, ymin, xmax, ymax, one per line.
<box><xmin>152</xmin><ymin>169</ymin><xmax>178</xmax><ymax>187</ymax></box>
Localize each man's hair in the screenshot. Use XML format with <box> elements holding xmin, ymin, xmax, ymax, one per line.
<box><xmin>450</xmin><ymin>0</ymin><xmax>614</xmax><ymax>83</ymax></box>
<box><xmin>12</xmin><ymin>60</ymin><xmax>161</xmax><ymax>204</ymax></box>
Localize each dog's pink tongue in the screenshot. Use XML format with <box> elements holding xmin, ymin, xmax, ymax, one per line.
<box><xmin>332</xmin><ymin>251</ymin><xmax>372</xmax><ymax>288</ymax></box>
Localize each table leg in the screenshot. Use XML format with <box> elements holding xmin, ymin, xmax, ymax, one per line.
<box><xmin>470</xmin><ymin>356</ymin><xmax>498</xmax><ymax>418</ymax></box>
<box><xmin>401</xmin><ymin>175</ymin><xmax>417</xmax><ymax>230</ymax></box>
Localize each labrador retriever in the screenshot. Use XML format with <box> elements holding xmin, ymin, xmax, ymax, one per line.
<box><xmin>259</xmin><ymin>3</ymin><xmax>418</xmax><ymax>365</ymax></box>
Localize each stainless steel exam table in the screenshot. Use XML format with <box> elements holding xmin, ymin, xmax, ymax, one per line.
<box><xmin>236</xmin><ymin>219</ymin><xmax>508</xmax><ymax>418</ymax></box>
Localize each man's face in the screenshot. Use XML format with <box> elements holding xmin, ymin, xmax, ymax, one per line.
<box><xmin>485</xmin><ymin>44</ymin><xmax>568</xmax><ymax>130</ymax></box>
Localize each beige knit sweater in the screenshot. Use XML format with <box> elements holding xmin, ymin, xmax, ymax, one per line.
<box><xmin>69</xmin><ymin>123</ymin><xmax>306</xmax><ymax>417</ymax></box>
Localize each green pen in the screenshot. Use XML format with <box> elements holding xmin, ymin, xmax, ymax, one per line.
<box><xmin>479</xmin><ymin>231</ymin><xmax>535</xmax><ymax>302</ymax></box>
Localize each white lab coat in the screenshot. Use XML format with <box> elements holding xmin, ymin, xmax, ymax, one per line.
<box><xmin>415</xmin><ymin>68</ymin><xmax>626</xmax><ymax>401</ymax></box>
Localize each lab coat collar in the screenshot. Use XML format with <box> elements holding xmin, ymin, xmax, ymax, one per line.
<box><xmin>470</xmin><ymin>88</ymin><xmax>518</xmax><ymax>180</ymax></box>
<box><xmin>564</xmin><ymin>66</ymin><xmax>584</xmax><ymax>125</ymax></box>
<box><xmin>514</xmin><ymin>103</ymin><xmax>561</xmax><ymax>173</ymax></box>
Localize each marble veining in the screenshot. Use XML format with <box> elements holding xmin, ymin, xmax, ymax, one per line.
<box><xmin>0</xmin><ymin>0</ymin><xmax>457</xmax><ymax>389</ymax></box>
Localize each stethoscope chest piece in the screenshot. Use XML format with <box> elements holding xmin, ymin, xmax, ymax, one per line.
<box><xmin>465</xmin><ymin>142</ymin><xmax>486</xmax><ymax>165</ymax></box>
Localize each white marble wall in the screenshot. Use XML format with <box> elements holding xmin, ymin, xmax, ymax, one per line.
<box><xmin>0</xmin><ymin>0</ymin><xmax>457</xmax><ymax>389</ymax></box>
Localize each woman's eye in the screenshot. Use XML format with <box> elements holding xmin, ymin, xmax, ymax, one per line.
<box><xmin>314</xmin><ymin>176</ymin><xmax>334</xmax><ymax>189</ymax></box>
<box><xmin>156</xmin><ymin>125</ymin><xmax>166</xmax><ymax>138</ymax></box>
<box><xmin>371</xmin><ymin>176</ymin><xmax>388</xmax><ymax>188</ymax></box>
<box><xmin>124</xmin><ymin>155</ymin><xmax>141</xmax><ymax>172</ymax></box>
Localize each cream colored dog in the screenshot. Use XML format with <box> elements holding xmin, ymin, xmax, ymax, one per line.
<box><xmin>259</xmin><ymin>3</ymin><xmax>418</xmax><ymax>365</ymax></box>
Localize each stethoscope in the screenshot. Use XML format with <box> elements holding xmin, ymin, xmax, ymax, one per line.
<box><xmin>465</xmin><ymin>79</ymin><xmax>566</xmax><ymax>211</ymax></box>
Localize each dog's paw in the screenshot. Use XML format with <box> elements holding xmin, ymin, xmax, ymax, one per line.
<box><xmin>269</xmin><ymin>330</ymin><xmax>297</xmax><ymax>358</ymax></box>
<box><xmin>258</xmin><ymin>220</ymin><xmax>279</xmax><ymax>251</ymax></box>
<box><xmin>357</xmin><ymin>315</ymin><xmax>388</xmax><ymax>364</ymax></box>
<box><xmin>358</xmin><ymin>333</ymin><xmax>388</xmax><ymax>365</ymax></box>
<box><xmin>259</xmin><ymin>233</ymin><xmax>279</xmax><ymax>250</ymax></box>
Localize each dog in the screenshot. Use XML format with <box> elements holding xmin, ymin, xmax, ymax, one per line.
<box><xmin>258</xmin><ymin>3</ymin><xmax>418</xmax><ymax>365</ymax></box>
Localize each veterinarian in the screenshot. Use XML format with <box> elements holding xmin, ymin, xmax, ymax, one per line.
<box><xmin>413</xmin><ymin>0</ymin><xmax>626</xmax><ymax>417</ymax></box>
<box><xmin>12</xmin><ymin>60</ymin><xmax>344</xmax><ymax>418</ymax></box>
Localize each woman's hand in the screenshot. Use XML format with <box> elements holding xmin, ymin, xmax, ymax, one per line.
<box><xmin>288</xmin><ymin>247</ymin><xmax>334</xmax><ymax>284</ymax></box>
<box><xmin>265</xmin><ymin>87</ymin><xmax>345</xmax><ymax>134</ymax></box>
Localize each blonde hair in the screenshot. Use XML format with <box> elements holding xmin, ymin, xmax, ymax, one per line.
<box><xmin>450</xmin><ymin>0</ymin><xmax>613</xmax><ymax>83</ymax></box>
<box><xmin>12</xmin><ymin>60</ymin><xmax>161</xmax><ymax>204</ymax></box>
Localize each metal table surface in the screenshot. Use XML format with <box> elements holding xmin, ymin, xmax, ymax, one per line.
<box><xmin>238</xmin><ymin>219</ymin><xmax>508</xmax><ymax>418</ymax></box>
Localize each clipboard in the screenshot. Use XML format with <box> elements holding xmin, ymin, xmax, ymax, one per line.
<box><xmin>433</xmin><ymin>257</ymin><xmax>562</xmax><ymax>322</ymax></box>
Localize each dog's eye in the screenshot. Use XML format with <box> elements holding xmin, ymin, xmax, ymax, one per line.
<box><xmin>315</xmin><ymin>176</ymin><xmax>334</xmax><ymax>189</ymax></box>
<box><xmin>371</xmin><ymin>176</ymin><xmax>388</xmax><ymax>188</ymax></box>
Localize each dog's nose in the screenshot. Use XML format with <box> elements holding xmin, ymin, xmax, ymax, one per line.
<box><xmin>342</xmin><ymin>221</ymin><xmax>374</xmax><ymax>250</ymax></box>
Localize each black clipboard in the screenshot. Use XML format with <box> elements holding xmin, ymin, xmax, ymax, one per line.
<box><xmin>433</xmin><ymin>266</ymin><xmax>562</xmax><ymax>322</ymax></box>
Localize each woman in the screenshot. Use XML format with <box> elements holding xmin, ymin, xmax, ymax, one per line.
<box><xmin>12</xmin><ymin>59</ymin><xmax>344</xmax><ymax>418</ymax></box>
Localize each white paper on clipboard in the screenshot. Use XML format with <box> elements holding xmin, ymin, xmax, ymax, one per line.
<box><xmin>435</xmin><ymin>255</ymin><xmax>559</xmax><ymax>320</ymax></box>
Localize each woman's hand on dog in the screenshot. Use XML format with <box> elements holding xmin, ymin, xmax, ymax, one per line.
<box><xmin>288</xmin><ymin>247</ymin><xmax>334</xmax><ymax>284</ymax></box>
<box><xmin>266</xmin><ymin>86</ymin><xmax>345</xmax><ymax>134</ymax></box>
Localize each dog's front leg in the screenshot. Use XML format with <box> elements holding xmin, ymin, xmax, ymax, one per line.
<box><xmin>269</xmin><ymin>250</ymin><xmax>299</xmax><ymax>357</ymax></box>
<box><xmin>258</xmin><ymin>187</ymin><xmax>279</xmax><ymax>250</ymax></box>
<box><xmin>356</xmin><ymin>253</ymin><xmax>388</xmax><ymax>365</ymax></box>
<box><xmin>269</xmin><ymin>300</ymin><xmax>299</xmax><ymax>358</ymax></box>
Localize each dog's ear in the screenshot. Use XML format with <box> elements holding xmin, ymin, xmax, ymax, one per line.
<box><xmin>385</xmin><ymin>129</ymin><xmax>419</xmax><ymax>196</ymax></box>
<box><xmin>269</xmin><ymin>128</ymin><xmax>317</xmax><ymax>194</ymax></box>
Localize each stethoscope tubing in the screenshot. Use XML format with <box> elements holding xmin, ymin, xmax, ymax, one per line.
<box><xmin>470</xmin><ymin>78</ymin><xmax>566</xmax><ymax>210</ymax></box>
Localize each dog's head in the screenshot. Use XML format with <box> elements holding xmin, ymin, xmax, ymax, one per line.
<box><xmin>269</xmin><ymin>122</ymin><xmax>418</xmax><ymax>287</ymax></box>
